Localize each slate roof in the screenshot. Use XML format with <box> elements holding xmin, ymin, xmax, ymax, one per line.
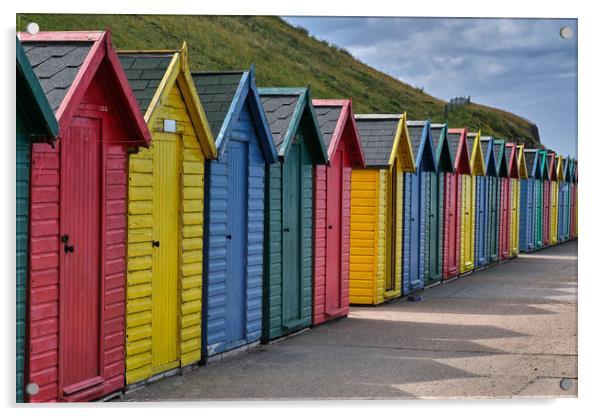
<box><xmin>192</xmin><ymin>71</ymin><xmax>245</xmax><ymax>139</ymax></box>
<box><xmin>355</xmin><ymin>115</ymin><xmax>400</xmax><ymax>168</ymax></box>
<box><xmin>259</xmin><ymin>93</ymin><xmax>301</xmax><ymax>151</ymax></box>
<box><xmin>22</xmin><ymin>42</ymin><xmax>92</xmax><ymax>112</ymax></box>
<box><xmin>430</xmin><ymin>124</ymin><xmax>444</xmax><ymax>152</ymax></box>
<box><xmin>447</xmin><ymin>131</ymin><xmax>462</xmax><ymax>161</ymax></box>
<box><xmin>466</xmin><ymin>132</ymin><xmax>478</xmax><ymax>155</ymax></box>
<box><xmin>118</xmin><ymin>52</ymin><xmax>175</xmax><ymax>114</ymax></box>
<box><xmin>407</xmin><ymin>121</ymin><xmax>428</xmax><ymax>162</ymax></box>
<box><xmin>314</xmin><ymin>105</ymin><xmax>343</xmax><ymax>150</ymax></box>
<box><xmin>504</xmin><ymin>145</ymin><xmax>513</xmax><ymax>165</ymax></box>
<box><xmin>524</xmin><ymin>150</ymin><xmax>537</xmax><ymax>177</ymax></box>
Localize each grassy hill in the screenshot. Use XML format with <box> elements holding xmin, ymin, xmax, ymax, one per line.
<box><xmin>17</xmin><ymin>14</ymin><xmax>541</xmax><ymax>147</ymax></box>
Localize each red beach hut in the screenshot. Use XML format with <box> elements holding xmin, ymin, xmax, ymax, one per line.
<box><xmin>443</xmin><ymin>128</ymin><xmax>472</xmax><ymax>279</ymax></box>
<box><xmin>312</xmin><ymin>99</ymin><xmax>366</xmax><ymax>325</ymax></box>
<box><xmin>19</xmin><ymin>31</ymin><xmax>151</xmax><ymax>402</ymax></box>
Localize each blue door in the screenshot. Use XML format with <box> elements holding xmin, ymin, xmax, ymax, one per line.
<box><xmin>475</xmin><ymin>176</ymin><xmax>488</xmax><ymax>267</ymax></box>
<box><xmin>409</xmin><ymin>172</ymin><xmax>421</xmax><ymax>292</ymax></box>
<box><xmin>225</xmin><ymin>141</ymin><xmax>248</xmax><ymax>344</ymax></box>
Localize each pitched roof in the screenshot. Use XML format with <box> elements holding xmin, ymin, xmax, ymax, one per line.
<box><xmin>21</xmin><ymin>41</ymin><xmax>92</xmax><ymax>112</ymax></box>
<box><xmin>191</xmin><ymin>68</ymin><xmax>275</xmax><ymax>162</ymax></box>
<box><xmin>354</xmin><ymin>115</ymin><xmax>400</xmax><ymax>168</ymax></box>
<box><xmin>505</xmin><ymin>143</ymin><xmax>519</xmax><ymax>178</ymax></box>
<box><xmin>480</xmin><ymin>136</ymin><xmax>498</xmax><ymax>177</ymax></box>
<box><xmin>523</xmin><ymin>149</ymin><xmax>537</xmax><ymax>178</ymax></box>
<box><xmin>466</xmin><ymin>131</ymin><xmax>486</xmax><ymax>176</ymax></box>
<box><xmin>118</xmin><ymin>51</ymin><xmax>175</xmax><ymax>114</ymax></box>
<box><xmin>18</xmin><ymin>31</ymin><xmax>151</xmax><ymax>147</ymax></box>
<box><xmin>313</xmin><ymin>105</ymin><xmax>342</xmax><ymax>150</ymax></box>
<box><xmin>492</xmin><ymin>139</ymin><xmax>509</xmax><ymax>177</ymax></box>
<box><xmin>547</xmin><ymin>151</ymin><xmax>558</xmax><ymax>181</ymax></box>
<box><xmin>538</xmin><ymin>150</ymin><xmax>549</xmax><ymax>180</ymax></box>
<box><xmin>430</xmin><ymin>123</ymin><xmax>453</xmax><ymax>173</ymax></box>
<box><xmin>16</xmin><ymin>36</ymin><xmax>59</xmax><ymax>141</ymax></box>
<box><xmin>258</xmin><ymin>87</ymin><xmax>327</xmax><ymax>163</ymax></box>
<box><xmin>312</xmin><ymin>99</ymin><xmax>366</xmax><ymax>167</ymax></box>
<box><xmin>517</xmin><ymin>145</ymin><xmax>529</xmax><ymax>179</ymax></box>
<box><xmin>407</xmin><ymin>120</ymin><xmax>436</xmax><ymax>171</ymax></box>
<box><xmin>191</xmin><ymin>71</ymin><xmax>245</xmax><ymax>139</ymax></box>
<box><xmin>448</xmin><ymin>128</ymin><xmax>471</xmax><ymax>175</ymax></box>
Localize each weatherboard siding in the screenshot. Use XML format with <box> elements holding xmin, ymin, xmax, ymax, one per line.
<box><xmin>263</xmin><ymin>130</ymin><xmax>314</xmax><ymax>341</ymax></box>
<box><xmin>204</xmin><ymin>101</ymin><xmax>265</xmax><ymax>355</ymax></box>
<box><xmin>349</xmin><ymin>169</ymin><xmax>385</xmax><ymax>305</ymax></box>
<box><xmin>126</xmin><ymin>85</ymin><xmax>204</xmax><ymax>384</ymax></box>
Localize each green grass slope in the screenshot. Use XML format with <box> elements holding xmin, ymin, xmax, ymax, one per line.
<box><xmin>17</xmin><ymin>14</ymin><xmax>541</xmax><ymax>147</ymax></box>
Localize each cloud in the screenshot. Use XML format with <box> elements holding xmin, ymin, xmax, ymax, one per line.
<box><xmin>284</xmin><ymin>17</ymin><xmax>578</xmax><ymax>156</ymax></box>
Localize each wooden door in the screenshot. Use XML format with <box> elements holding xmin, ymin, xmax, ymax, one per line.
<box><xmin>426</xmin><ymin>172</ymin><xmax>438</xmax><ymax>284</ymax></box>
<box><xmin>445</xmin><ymin>173</ymin><xmax>459</xmax><ymax>276</ymax></box>
<box><xmin>386</xmin><ymin>159</ymin><xmax>398</xmax><ymax>292</ymax></box>
<box><xmin>60</xmin><ymin>116</ymin><xmax>102</xmax><ymax>396</ymax></box>
<box><xmin>151</xmin><ymin>132</ymin><xmax>180</xmax><ymax>373</ymax></box>
<box><xmin>325</xmin><ymin>147</ymin><xmax>344</xmax><ymax>314</ymax></box>
<box><xmin>499</xmin><ymin>178</ymin><xmax>509</xmax><ymax>258</ymax></box>
<box><xmin>283</xmin><ymin>143</ymin><xmax>302</xmax><ymax>327</ymax></box>
<box><xmin>226</xmin><ymin>141</ymin><xmax>248</xmax><ymax>342</ymax></box>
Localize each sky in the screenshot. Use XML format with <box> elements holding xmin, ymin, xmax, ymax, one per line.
<box><xmin>284</xmin><ymin>17</ymin><xmax>578</xmax><ymax>157</ymax></box>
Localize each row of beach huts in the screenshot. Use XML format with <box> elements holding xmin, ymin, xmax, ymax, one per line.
<box><xmin>16</xmin><ymin>31</ymin><xmax>578</xmax><ymax>402</ymax></box>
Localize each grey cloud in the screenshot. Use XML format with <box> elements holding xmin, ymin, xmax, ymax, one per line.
<box><xmin>284</xmin><ymin>17</ymin><xmax>577</xmax><ymax>156</ymax></box>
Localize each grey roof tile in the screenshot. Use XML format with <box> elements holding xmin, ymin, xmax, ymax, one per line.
<box><xmin>192</xmin><ymin>71</ymin><xmax>244</xmax><ymax>139</ymax></box>
<box><xmin>447</xmin><ymin>132</ymin><xmax>461</xmax><ymax>162</ymax></box>
<box><xmin>118</xmin><ymin>52</ymin><xmax>174</xmax><ymax>114</ymax></box>
<box><xmin>407</xmin><ymin>121</ymin><xmax>427</xmax><ymax>161</ymax></box>
<box><xmin>23</xmin><ymin>42</ymin><xmax>93</xmax><ymax>111</ymax></box>
<box><xmin>314</xmin><ymin>105</ymin><xmax>343</xmax><ymax>150</ymax></box>
<box><xmin>355</xmin><ymin>116</ymin><xmax>399</xmax><ymax>167</ymax></box>
<box><xmin>260</xmin><ymin>94</ymin><xmax>301</xmax><ymax>151</ymax></box>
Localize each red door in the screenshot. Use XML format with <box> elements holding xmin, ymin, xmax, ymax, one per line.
<box><xmin>499</xmin><ymin>178</ymin><xmax>509</xmax><ymax>259</ymax></box>
<box><xmin>444</xmin><ymin>173</ymin><xmax>459</xmax><ymax>278</ymax></box>
<box><xmin>60</xmin><ymin>116</ymin><xmax>103</xmax><ymax>397</ymax></box>
<box><xmin>325</xmin><ymin>147</ymin><xmax>345</xmax><ymax>315</ymax></box>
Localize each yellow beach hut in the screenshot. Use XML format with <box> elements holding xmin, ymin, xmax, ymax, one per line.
<box><xmin>349</xmin><ymin>113</ymin><xmax>415</xmax><ymax>304</ymax></box>
<box><xmin>462</xmin><ymin>131</ymin><xmax>486</xmax><ymax>274</ymax></box>
<box><xmin>118</xmin><ymin>44</ymin><xmax>217</xmax><ymax>385</ymax></box>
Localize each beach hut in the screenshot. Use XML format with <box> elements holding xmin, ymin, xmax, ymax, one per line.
<box><xmin>539</xmin><ymin>150</ymin><xmax>551</xmax><ymax>247</ymax></box>
<box><xmin>193</xmin><ymin>68</ymin><xmax>278</xmax><ymax>358</ymax></box>
<box><xmin>424</xmin><ymin>124</ymin><xmax>454</xmax><ymax>287</ymax></box>
<box><xmin>520</xmin><ymin>149</ymin><xmax>540</xmax><ymax>253</ymax></box>
<box><xmin>118</xmin><ymin>45</ymin><xmax>216</xmax><ymax>384</ymax></box>
<box><xmin>548</xmin><ymin>151</ymin><xmax>559</xmax><ymax>245</ymax></box>
<box><xmin>535</xmin><ymin>150</ymin><xmax>549</xmax><ymax>249</ymax></box>
<box><xmin>493</xmin><ymin>139</ymin><xmax>510</xmax><ymax>260</ymax></box>
<box><xmin>311</xmin><ymin>99</ymin><xmax>366</xmax><ymax>324</ymax></box>
<box><xmin>16</xmin><ymin>37</ymin><xmax>59</xmax><ymax>403</ymax></box>
<box><xmin>403</xmin><ymin>121</ymin><xmax>437</xmax><ymax>293</ymax></box>
<box><xmin>468</xmin><ymin>132</ymin><xmax>488</xmax><ymax>270</ymax></box>
<box><xmin>443</xmin><ymin>128</ymin><xmax>472</xmax><ymax>279</ymax></box>
<box><xmin>571</xmin><ymin>161</ymin><xmax>578</xmax><ymax>239</ymax></box>
<box><xmin>20</xmin><ymin>31</ymin><xmax>151</xmax><ymax>402</ymax></box>
<box><xmin>569</xmin><ymin>159</ymin><xmax>575</xmax><ymax>239</ymax></box>
<box><xmin>461</xmin><ymin>132</ymin><xmax>485</xmax><ymax>273</ymax></box>
<box><xmin>566</xmin><ymin>158</ymin><xmax>575</xmax><ymax>240</ymax></box>
<box><xmin>349</xmin><ymin>113</ymin><xmax>415</xmax><ymax>304</ymax></box>
<box><xmin>480</xmin><ymin>137</ymin><xmax>500</xmax><ymax>264</ymax></box>
<box><xmin>259</xmin><ymin>88</ymin><xmax>328</xmax><ymax>341</ymax></box>
<box><xmin>556</xmin><ymin>155</ymin><xmax>569</xmax><ymax>243</ymax></box>
<box><xmin>505</xmin><ymin>143</ymin><xmax>521</xmax><ymax>258</ymax></box>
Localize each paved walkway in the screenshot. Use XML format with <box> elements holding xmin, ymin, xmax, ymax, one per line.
<box><xmin>120</xmin><ymin>240</ymin><xmax>577</xmax><ymax>401</ymax></box>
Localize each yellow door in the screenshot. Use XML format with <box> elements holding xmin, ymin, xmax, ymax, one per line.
<box><xmin>460</xmin><ymin>174</ymin><xmax>475</xmax><ymax>273</ymax></box>
<box><xmin>151</xmin><ymin>132</ymin><xmax>180</xmax><ymax>373</ymax></box>
<box><xmin>550</xmin><ymin>181</ymin><xmax>558</xmax><ymax>245</ymax></box>
<box><xmin>510</xmin><ymin>179</ymin><xmax>520</xmax><ymax>256</ymax></box>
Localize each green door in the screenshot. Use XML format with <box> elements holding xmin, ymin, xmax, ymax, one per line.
<box><xmin>282</xmin><ymin>143</ymin><xmax>303</xmax><ymax>329</ymax></box>
<box><xmin>426</xmin><ymin>172</ymin><xmax>438</xmax><ymax>286</ymax></box>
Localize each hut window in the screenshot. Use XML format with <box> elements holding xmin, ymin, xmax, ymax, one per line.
<box><xmin>163</xmin><ymin>119</ymin><xmax>177</xmax><ymax>133</ymax></box>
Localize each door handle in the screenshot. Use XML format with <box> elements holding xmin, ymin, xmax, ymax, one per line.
<box><xmin>226</xmin><ymin>234</ymin><xmax>232</xmax><ymax>240</ymax></box>
<box><xmin>61</xmin><ymin>234</ymin><xmax>74</xmax><ymax>253</ymax></box>
<box><xmin>152</xmin><ymin>240</ymin><xmax>160</xmax><ymax>248</ymax></box>
<box><xmin>328</xmin><ymin>225</ymin><xmax>333</xmax><ymax>230</ymax></box>
<box><xmin>283</xmin><ymin>227</ymin><xmax>290</xmax><ymax>232</ymax></box>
